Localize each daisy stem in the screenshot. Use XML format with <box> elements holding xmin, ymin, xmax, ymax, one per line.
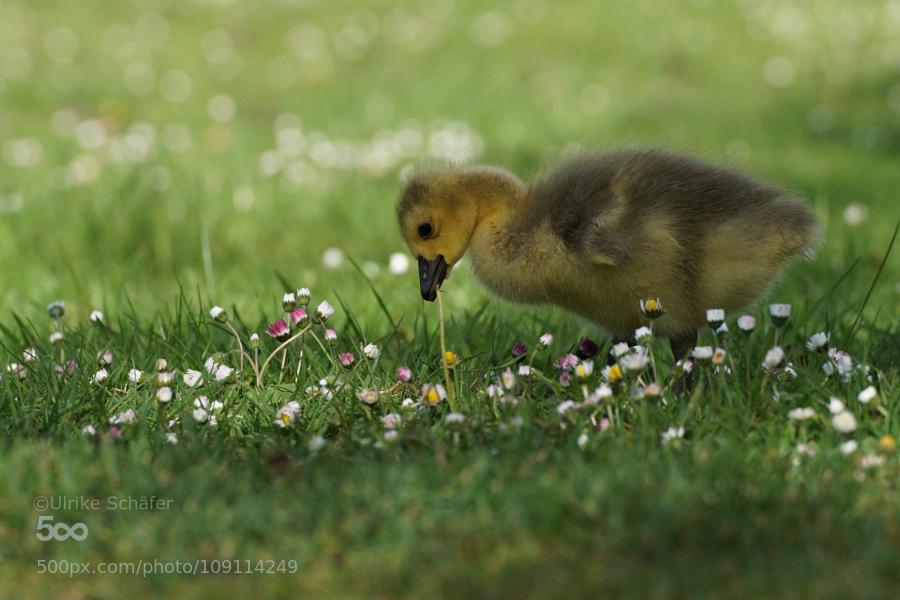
<box><xmin>224</xmin><ymin>321</ymin><xmax>246</xmax><ymax>375</ymax></box>
<box><xmin>257</xmin><ymin>327</ymin><xmax>310</xmax><ymax>387</ymax></box>
<box><xmin>436</xmin><ymin>289</ymin><xmax>457</xmax><ymax>411</ymax></box>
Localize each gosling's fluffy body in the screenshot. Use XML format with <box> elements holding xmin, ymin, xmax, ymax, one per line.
<box><xmin>398</xmin><ymin>149</ymin><xmax>819</xmax><ymax>347</ymax></box>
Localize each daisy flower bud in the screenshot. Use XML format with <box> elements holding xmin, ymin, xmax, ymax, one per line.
<box><xmin>183</xmin><ymin>369</ymin><xmax>203</xmax><ymax>388</ymax></box>
<box><xmin>49</xmin><ymin>331</ymin><xmax>64</xmax><ymax>345</ymax></box>
<box><xmin>357</xmin><ymin>388</ymin><xmax>380</xmax><ymax>405</ymax></box>
<box><xmin>89</xmin><ymin>310</ymin><xmax>104</xmax><ymax>324</ymax></box>
<box><xmin>559</xmin><ymin>371</ymin><xmax>571</xmax><ymax>387</ymax></box>
<box><xmin>692</xmin><ymin>346</ymin><xmax>714</xmax><ymax>363</ymax></box>
<box><xmin>315</xmin><ymin>300</ymin><xmax>335</xmax><ymax>321</ymax></box>
<box><xmin>325</xmin><ymin>328</ymin><xmax>338</xmax><ymax>344</ymax></box>
<box><xmin>290</xmin><ymin>307</ymin><xmax>308</xmax><ymax>327</ymax></box>
<box><xmin>23</xmin><ymin>347</ymin><xmax>38</xmax><ymax>362</ymax></box>
<box><xmin>214</xmin><ymin>364</ymin><xmax>234</xmax><ymax>382</ymax></box>
<box><xmin>661</xmin><ymin>426</ymin><xmax>685</xmax><ymax>445</ymax></box>
<box><xmin>91</xmin><ymin>368</ymin><xmax>109</xmax><ymax>384</ymax></box>
<box><xmin>502</xmin><ymin>368</ymin><xmax>516</xmax><ymax>389</ymax></box>
<box><xmin>193</xmin><ymin>408</ymin><xmax>209</xmax><ymax>423</ymax></box>
<box><xmin>857</xmin><ymin>385</ymin><xmax>878</xmax><ymax>404</ymax></box>
<box><xmin>266</xmin><ymin>319</ymin><xmax>290</xmax><ymax>340</ymax></box>
<box><xmin>443</xmin><ymin>351</ymin><xmax>459</xmax><ymax>367</ymax></box>
<box><xmin>47</xmin><ymin>300</ymin><xmax>65</xmax><ymax>319</ymax></box>
<box><xmin>737</xmin><ymin>315</ymin><xmax>756</xmax><ymax>334</ymax></box>
<box><xmin>156</xmin><ymin>386</ymin><xmax>173</xmax><ymax>403</ymax></box>
<box><xmin>611</xmin><ymin>342</ymin><xmax>630</xmax><ymax>359</ymax></box>
<box><xmin>383</xmin><ymin>430</ymin><xmax>399</xmax><ymax>443</ymax></box>
<box><xmin>556</xmin><ymin>400</ymin><xmax>577</xmax><ymax>415</ymax></box>
<box><xmin>511</xmin><ymin>343</ymin><xmax>528</xmax><ymax>358</ymax></box>
<box><xmin>761</xmin><ymin>346</ymin><xmax>785</xmax><ymax>371</ymax></box>
<box><xmin>788</xmin><ymin>407</ymin><xmax>815</xmax><ymax>420</ymax></box>
<box><xmin>166</xmin><ymin>433</ymin><xmax>178</xmax><ymax>444</ymax></box>
<box><xmin>97</xmin><ymin>350</ymin><xmax>113</xmax><ymax>365</ymax></box>
<box><xmin>806</xmin><ymin>332</ymin><xmax>829</xmax><ymax>353</ymax></box>
<box><xmin>296</xmin><ymin>288</ymin><xmax>311</xmax><ymax>306</ymax></box>
<box><xmin>339</xmin><ymin>352</ymin><xmax>355</xmax><ymax>367</ymax></box>
<box><xmin>128</xmin><ymin>368</ymin><xmax>144</xmax><ymax>383</ymax></box>
<box><xmin>828</xmin><ymin>397</ymin><xmax>845</xmax><ymax>414</ymax></box>
<box><xmin>620</xmin><ymin>352</ymin><xmax>648</xmax><ymax>373</ymax></box>
<box><xmin>395</xmin><ymin>365</ymin><xmax>412</xmax><ymax>382</ymax></box>
<box><xmin>556</xmin><ymin>353</ymin><xmax>579</xmax><ymax>370</ymax></box>
<box><xmin>7</xmin><ymin>363</ymin><xmax>28</xmax><ymax>379</ymax></box>
<box><xmin>576</xmin><ymin>337</ymin><xmax>599</xmax><ymax>359</ymax></box>
<box><xmin>539</xmin><ymin>333</ymin><xmax>554</xmax><ymax>347</ymax></box>
<box><xmin>249</xmin><ymin>333</ymin><xmax>260</xmax><ymax>349</ymax></box>
<box><xmin>831</xmin><ymin>411</ymin><xmax>857</xmax><ymax>433</ymax></box>
<box><xmin>634</xmin><ymin>327</ymin><xmax>652</xmax><ymax>343</ymax></box>
<box><xmin>155</xmin><ymin>358</ymin><xmax>168</xmax><ymax>372</ymax></box>
<box><xmin>445</xmin><ymin>412</ymin><xmax>465</xmax><ymax>425</ymax></box>
<box><xmin>716</xmin><ymin>322</ymin><xmax>729</xmax><ymax>338</ymax></box>
<box><xmin>282</xmin><ymin>292</ymin><xmax>297</xmax><ymax>311</ymax></box>
<box><xmin>705</xmin><ymin>308</ymin><xmax>725</xmax><ymax>329</ymax></box>
<box><xmin>156</xmin><ymin>371</ymin><xmax>175</xmax><ymax>387</ymax></box>
<box><xmin>82</xmin><ymin>425</ymin><xmax>96</xmax><ymax>436</ymax></box>
<box><xmin>381</xmin><ymin>413</ymin><xmax>402</xmax><ymax>429</ymax></box>
<box><xmin>643</xmin><ymin>383</ymin><xmax>662</xmax><ymax>398</ymax></box>
<box><xmin>363</xmin><ymin>343</ymin><xmax>381</xmax><ymax>360</ymax></box>
<box><xmin>769</xmin><ymin>303</ymin><xmax>791</xmax><ymax>327</ymax></box>
<box><xmin>518</xmin><ymin>365</ymin><xmax>532</xmax><ymax>376</ymax></box>
<box><xmin>209</xmin><ymin>306</ymin><xmax>228</xmax><ymax>323</ymax></box>
<box><xmin>640</xmin><ymin>298</ymin><xmax>665</xmax><ymax>319</ymax></box>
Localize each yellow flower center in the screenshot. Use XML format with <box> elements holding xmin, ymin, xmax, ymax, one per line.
<box><xmin>443</xmin><ymin>351</ymin><xmax>458</xmax><ymax>366</ymax></box>
<box><xmin>607</xmin><ymin>365</ymin><xmax>623</xmax><ymax>382</ymax></box>
<box><xmin>645</xmin><ymin>299</ymin><xmax>658</xmax><ymax>312</ymax></box>
<box><xmin>281</xmin><ymin>413</ymin><xmax>292</xmax><ymax>425</ymax></box>
<box><xmin>426</xmin><ymin>389</ymin><xmax>440</xmax><ymax>404</ymax></box>
<box><xmin>879</xmin><ymin>435</ymin><xmax>896</xmax><ymax>451</ymax></box>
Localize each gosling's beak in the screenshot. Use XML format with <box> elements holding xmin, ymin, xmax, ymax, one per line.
<box><xmin>418</xmin><ymin>255</ymin><xmax>449</xmax><ymax>302</ymax></box>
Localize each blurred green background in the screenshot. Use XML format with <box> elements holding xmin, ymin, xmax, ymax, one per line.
<box><xmin>1</xmin><ymin>0</ymin><xmax>899</xmax><ymax>324</ymax></box>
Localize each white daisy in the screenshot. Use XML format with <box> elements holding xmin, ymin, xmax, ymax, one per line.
<box><xmin>857</xmin><ymin>386</ymin><xmax>878</xmax><ymax>404</ymax></box>
<box><xmin>806</xmin><ymin>331</ymin><xmax>829</xmax><ymax>353</ymax></box>
<box><xmin>831</xmin><ymin>411</ymin><xmax>857</xmax><ymax>433</ymax></box>
<box><xmin>183</xmin><ymin>369</ymin><xmax>203</xmax><ymax>388</ymax></box>
<box><xmin>788</xmin><ymin>407</ymin><xmax>815</xmax><ymax>420</ymax></box>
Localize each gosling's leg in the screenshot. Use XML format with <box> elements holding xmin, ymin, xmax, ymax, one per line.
<box><xmin>670</xmin><ymin>332</ymin><xmax>697</xmax><ymax>395</ymax></box>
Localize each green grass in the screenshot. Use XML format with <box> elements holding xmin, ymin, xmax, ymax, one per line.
<box><xmin>1</xmin><ymin>0</ymin><xmax>900</xmax><ymax>597</ymax></box>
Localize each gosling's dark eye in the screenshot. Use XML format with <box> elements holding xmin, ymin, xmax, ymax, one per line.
<box><xmin>417</xmin><ymin>222</ymin><xmax>433</xmax><ymax>238</ymax></box>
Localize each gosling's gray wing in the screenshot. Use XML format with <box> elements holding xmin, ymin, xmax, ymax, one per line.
<box><xmin>524</xmin><ymin>152</ymin><xmax>638</xmax><ymax>266</ymax></box>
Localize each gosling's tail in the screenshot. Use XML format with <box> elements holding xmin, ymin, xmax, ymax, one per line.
<box><xmin>771</xmin><ymin>197</ymin><xmax>822</xmax><ymax>261</ymax></box>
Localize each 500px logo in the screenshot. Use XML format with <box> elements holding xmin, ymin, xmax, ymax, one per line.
<box><xmin>35</xmin><ymin>516</ymin><xmax>88</xmax><ymax>542</ymax></box>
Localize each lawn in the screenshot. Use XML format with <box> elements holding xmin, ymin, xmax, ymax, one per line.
<box><xmin>1</xmin><ymin>0</ymin><xmax>899</xmax><ymax>597</ymax></box>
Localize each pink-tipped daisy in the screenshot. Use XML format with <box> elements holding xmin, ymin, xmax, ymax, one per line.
<box><xmin>290</xmin><ymin>307</ymin><xmax>308</xmax><ymax>326</ymax></box>
<box><xmin>339</xmin><ymin>352</ymin><xmax>355</xmax><ymax>367</ymax></box>
<box><xmin>395</xmin><ymin>365</ymin><xmax>412</xmax><ymax>382</ymax></box>
<box><xmin>266</xmin><ymin>319</ymin><xmax>290</xmax><ymax>340</ymax></box>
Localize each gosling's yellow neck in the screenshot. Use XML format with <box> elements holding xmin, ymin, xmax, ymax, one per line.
<box><xmin>456</xmin><ymin>166</ymin><xmax>526</xmax><ymax>237</ymax></box>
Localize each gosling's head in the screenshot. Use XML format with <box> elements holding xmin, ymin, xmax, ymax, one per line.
<box><xmin>397</xmin><ymin>166</ymin><xmax>525</xmax><ymax>301</ymax></box>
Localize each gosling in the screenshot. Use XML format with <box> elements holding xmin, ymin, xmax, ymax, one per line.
<box><xmin>396</xmin><ymin>149</ymin><xmax>819</xmax><ymax>359</ymax></box>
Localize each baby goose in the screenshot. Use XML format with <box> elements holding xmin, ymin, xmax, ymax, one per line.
<box><xmin>396</xmin><ymin>149</ymin><xmax>819</xmax><ymax>359</ymax></box>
